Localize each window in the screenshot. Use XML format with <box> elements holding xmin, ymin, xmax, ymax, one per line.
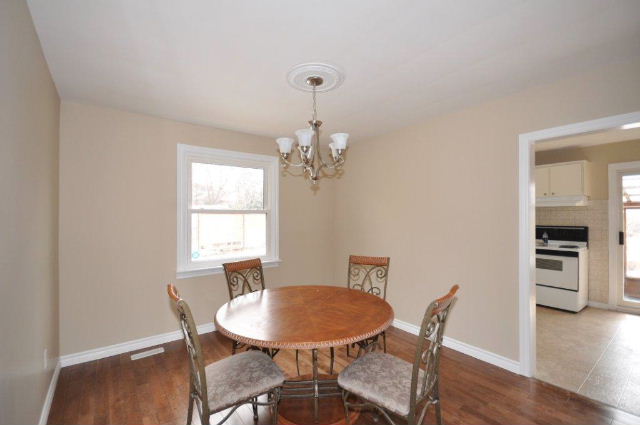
<box><xmin>623</xmin><ymin>174</ymin><xmax>640</xmax><ymax>280</ymax></box>
<box><xmin>177</xmin><ymin>144</ymin><xmax>279</xmax><ymax>278</ymax></box>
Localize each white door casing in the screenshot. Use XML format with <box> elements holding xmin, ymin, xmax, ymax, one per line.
<box><xmin>518</xmin><ymin>111</ymin><xmax>640</xmax><ymax>377</ymax></box>
<box><xmin>608</xmin><ymin>161</ymin><xmax>640</xmax><ymax>309</ymax></box>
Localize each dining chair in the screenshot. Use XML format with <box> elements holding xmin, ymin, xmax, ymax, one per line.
<box><xmin>167</xmin><ymin>284</ymin><xmax>284</xmax><ymax>425</ymax></box>
<box><xmin>338</xmin><ymin>284</ymin><xmax>459</xmax><ymax>425</ymax></box>
<box><xmin>223</xmin><ymin>258</ymin><xmax>266</xmax><ymax>301</ymax></box>
<box><xmin>222</xmin><ymin>258</ymin><xmax>275</xmax><ymax>356</ymax></box>
<box><xmin>295</xmin><ymin>255</ymin><xmax>391</xmax><ymax>376</ymax></box>
<box><xmin>347</xmin><ymin>255</ymin><xmax>391</xmax><ymax>356</ymax></box>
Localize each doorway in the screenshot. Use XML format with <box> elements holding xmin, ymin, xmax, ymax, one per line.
<box><xmin>519</xmin><ymin>115</ymin><xmax>640</xmax><ymax>416</ymax></box>
<box><xmin>518</xmin><ymin>111</ymin><xmax>640</xmax><ymax>378</ymax></box>
<box><xmin>609</xmin><ymin>162</ymin><xmax>640</xmax><ymax>309</ymax></box>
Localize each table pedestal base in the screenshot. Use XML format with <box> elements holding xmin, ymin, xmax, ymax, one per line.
<box><xmin>279</xmin><ymin>374</ymin><xmax>359</xmax><ymax>425</ymax></box>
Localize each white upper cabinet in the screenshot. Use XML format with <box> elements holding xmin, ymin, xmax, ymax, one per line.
<box><xmin>536</xmin><ymin>161</ymin><xmax>590</xmax><ymax>207</ymax></box>
<box><xmin>548</xmin><ymin>162</ymin><xmax>584</xmax><ymax>196</ymax></box>
<box><xmin>535</xmin><ymin>167</ymin><xmax>550</xmax><ymax>198</ymax></box>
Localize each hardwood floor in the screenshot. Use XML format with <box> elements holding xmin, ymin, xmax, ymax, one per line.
<box><xmin>48</xmin><ymin>327</ymin><xmax>640</xmax><ymax>425</ymax></box>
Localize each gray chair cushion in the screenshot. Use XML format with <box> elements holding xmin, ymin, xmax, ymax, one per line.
<box><xmin>206</xmin><ymin>350</ymin><xmax>285</xmax><ymax>412</ymax></box>
<box><xmin>338</xmin><ymin>352</ymin><xmax>424</xmax><ymax>417</ymax></box>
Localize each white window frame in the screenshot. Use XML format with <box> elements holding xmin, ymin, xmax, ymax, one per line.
<box><xmin>177</xmin><ymin>144</ymin><xmax>280</xmax><ymax>279</ymax></box>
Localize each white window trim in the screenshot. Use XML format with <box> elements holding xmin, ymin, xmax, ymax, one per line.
<box><xmin>176</xmin><ymin>144</ymin><xmax>280</xmax><ymax>279</ymax></box>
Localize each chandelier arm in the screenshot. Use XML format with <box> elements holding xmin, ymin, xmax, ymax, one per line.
<box><xmin>279</xmin><ymin>146</ymin><xmax>311</xmax><ymax>168</ymax></box>
<box><xmin>279</xmin><ymin>156</ymin><xmax>307</xmax><ymax>168</ymax></box>
<box><xmin>311</xmin><ymin>120</ymin><xmax>343</xmax><ymax>171</ymax></box>
<box><xmin>319</xmin><ymin>156</ymin><xmax>345</xmax><ymax>170</ymax></box>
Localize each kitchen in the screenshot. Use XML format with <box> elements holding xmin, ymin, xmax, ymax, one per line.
<box><xmin>534</xmin><ymin>129</ymin><xmax>640</xmax><ymax>414</ymax></box>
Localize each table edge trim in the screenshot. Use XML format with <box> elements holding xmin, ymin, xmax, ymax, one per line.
<box><xmin>214</xmin><ymin>315</ymin><xmax>394</xmax><ymax>350</ymax></box>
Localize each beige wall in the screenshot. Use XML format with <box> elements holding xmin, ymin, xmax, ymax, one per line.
<box><xmin>333</xmin><ymin>59</ymin><xmax>640</xmax><ymax>361</ymax></box>
<box><xmin>536</xmin><ymin>139</ymin><xmax>640</xmax><ymax>200</ymax></box>
<box><xmin>0</xmin><ymin>0</ymin><xmax>60</xmax><ymax>424</ymax></box>
<box><xmin>59</xmin><ymin>102</ymin><xmax>336</xmax><ymax>355</ymax></box>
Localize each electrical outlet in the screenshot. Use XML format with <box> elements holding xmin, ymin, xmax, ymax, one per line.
<box><xmin>43</xmin><ymin>348</ymin><xmax>48</xmax><ymax>370</ymax></box>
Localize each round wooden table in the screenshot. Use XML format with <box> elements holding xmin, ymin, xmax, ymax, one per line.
<box><xmin>214</xmin><ymin>285</ymin><xmax>394</xmax><ymax>424</ymax></box>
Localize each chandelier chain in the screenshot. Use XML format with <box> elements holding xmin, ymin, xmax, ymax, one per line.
<box><xmin>312</xmin><ymin>84</ymin><xmax>317</xmax><ymax>122</ymax></box>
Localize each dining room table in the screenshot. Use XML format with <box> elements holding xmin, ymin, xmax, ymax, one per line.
<box><xmin>214</xmin><ymin>284</ymin><xmax>394</xmax><ymax>425</ymax></box>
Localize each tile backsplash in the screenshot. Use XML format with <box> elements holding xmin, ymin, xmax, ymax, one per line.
<box><xmin>536</xmin><ymin>200</ymin><xmax>609</xmax><ymax>303</ymax></box>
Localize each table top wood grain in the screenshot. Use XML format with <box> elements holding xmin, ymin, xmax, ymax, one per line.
<box><xmin>214</xmin><ymin>285</ymin><xmax>394</xmax><ymax>350</ymax></box>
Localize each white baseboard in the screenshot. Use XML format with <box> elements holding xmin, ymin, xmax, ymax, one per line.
<box><xmin>39</xmin><ymin>360</ymin><xmax>61</xmax><ymax>425</ymax></box>
<box><xmin>588</xmin><ymin>301</ymin><xmax>640</xmax><ymax>315</ymax></box>
<box><xmin>391</xmin><ymin>318</ymin><xmax>422</xmax><ymax>335</ymax></box>
<box><xmin>587</xmin><ymin>301</ymin><xmax>612</xmax><ymax>310</ymax></box>
<box><xmin>392</xmin><ymin>319</ymin><xmax>521</xmax><ymax>375</ymax></box>
<box><xmin>59</xmin><ymin>322</ymin><xmax>216</xmax><ymax>367</ymax></box>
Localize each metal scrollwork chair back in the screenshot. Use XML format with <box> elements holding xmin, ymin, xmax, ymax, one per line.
<box><xmin>346</xmin><ymin>255</ymin><xmax>391</xmax><ymax>356</ymax></box>
<box><xmin>223</xmin><ymin>258</ymin><xmax>265</xmax><ymax>300</ymax></box>
<box><xmin>167</xmin><ymin>284</ymin><xmax>283</xmax><ymax>425</ymax></box>
<box><xmin>168</xmin><ymin>284</ymin><xmax>210</xmax><ymax>423</ymax></box>
<box><xmin>348</xmin><ymin>255</ymin><xmax>390</xmax><ymax>299</ymax></box>
<box><xmin>222</xmin><ymin>259</ymin><xmax>276</xmax><ymax>357</ymax></box>
<box><xmin>339</xmin><ymin>284</ymin><xmax>459</xmax><ymax>425</ymax></box>
<box><xmin>407</xmin><ymin>284</ymin><xmax>459</xmax><ymax>425</ymax></box>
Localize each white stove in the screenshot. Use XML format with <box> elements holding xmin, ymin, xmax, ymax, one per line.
<box><xmin>536</xmin><ymin>241</ymin><xmax>588</xmax><ymax>252</ymax></box>
<box><xmin>536</xmin><ymin>226</ymin><xmax>589</xmax><ymax>312</ymax></box>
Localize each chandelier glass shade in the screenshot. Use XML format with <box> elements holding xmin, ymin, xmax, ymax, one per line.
<box><xmin>275</xmin><ymin>74</ymin><xmax>348</xmax><ymax>184</ymax></box>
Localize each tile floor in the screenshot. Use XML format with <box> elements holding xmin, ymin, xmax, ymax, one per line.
<box><xmin>537</xmin><ymin>306</ymin><xmax>640</xmax><ymax>416</ymax></box>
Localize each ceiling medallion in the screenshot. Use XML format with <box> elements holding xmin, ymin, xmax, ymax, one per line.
<box><xmin>276</xmin><ymin>63</ymin><xmax>348</xmax><ymax>184</ymax></box>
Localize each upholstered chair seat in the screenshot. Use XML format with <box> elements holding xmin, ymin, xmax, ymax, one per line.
<box><xmin>206</xmin><ymin>351</ymin><xmax>285</xmax><ymax>412</ymax></box>
<box><xmin>340</xmin><ymin>285</ymin><xmax>459</xmax><ymax>425</ymax></box>
<box><xmin>338</xmin><ymin>352</ymin><xmax>424</xmax><ymax>417</ymax></box>
<box><xmin>167</xmin><ymin>284</ymin><xmax>282</xmax><ymax>425</ymax></box>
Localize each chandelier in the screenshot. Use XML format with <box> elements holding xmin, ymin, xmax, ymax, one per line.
<box><xmin>275</xmin><ymin>63</ymin><xmax>349</xmax><ymax>184</ymax></box>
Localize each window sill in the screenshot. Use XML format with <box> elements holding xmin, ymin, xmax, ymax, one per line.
<box><xmin>176</xmin><ymin>258</ymin><xmax>282</xmax><ymax>279</ymax></box>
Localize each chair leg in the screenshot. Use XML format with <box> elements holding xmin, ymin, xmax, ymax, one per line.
<box><xmin>202</xmin><ymin>414</ymin><xmax>211</xmax><ymax>425</ymax></box>
<box><xmin>186</xmin><ymin>391</ymin><xmax>194</xmax><ymax>425</ymax></box>
<box><xmin>342</xmin><ymin>391</ymin><xmax>351</xmax><ymax>425</ymax></box>
<box><xmin>271</xmin><ymin>389</ymin><xmax>279</xmax><ymax>425</ymax></box>
<box><xmin>252</xmin><ymin>397</ymin><xmax>258</xmax><ymax>423</ymax></box>
<box><xmin>330</xmin><ymin>347</ymin><xmax>335</xmax><ymax>375</ymax></box>
<box><xmin>382</xmin><ymin>331</ymin><xmax>387</xmax><ymax>353</ymax></box>
<box><xmin>201</xmin><ymin>404</ymin><xmax>210</xmax><ymax>425</ymax></box>
<box><xmin>434</xmin><ymin>382</ymin><xmax>443</xmax><ymax>425</ymax></box>
<box><xmin>295</xmin><ymin>349</ymin><xmax>301</xmax><ymax>376</ymax></box>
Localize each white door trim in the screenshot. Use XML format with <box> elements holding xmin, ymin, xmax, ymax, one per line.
<box><xmin>518</xmin><ymin>111</ymin><xmax>640</xmax><ymax>377</ymax></box>
<box><xmin>608</xmin><ymin>161</ymin><xmax>640</xmax><ymax>309</ymax></box>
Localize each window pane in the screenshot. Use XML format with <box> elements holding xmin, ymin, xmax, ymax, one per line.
<box><xmin>191</xmin><ymin>213</ymin><xmax>266</xmax><ymax>262</ymax></box>
<box><xmin>623</xmin><ymin>174</ymin><xmax>640</xmax><ymax>203</ymax></box>
<box><xmin>191</xmin><ymin>163</ymin><xmax>264</xmax><ymax>209</ymax></box>
<box><xmin>626</xmin><ymin>208</ymin><xmax>640</xmax><ymax>279</ymax></box>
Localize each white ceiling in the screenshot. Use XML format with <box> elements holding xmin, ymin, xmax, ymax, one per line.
<box><xmin>536</xmin><ymin>126</ymin><xmax>640</xmax><ymax>151</ymax></box>
<box><xmin>27</xmin><ymin>0</ymin><xmax>640</xmax><ymax>143</ymax></box>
